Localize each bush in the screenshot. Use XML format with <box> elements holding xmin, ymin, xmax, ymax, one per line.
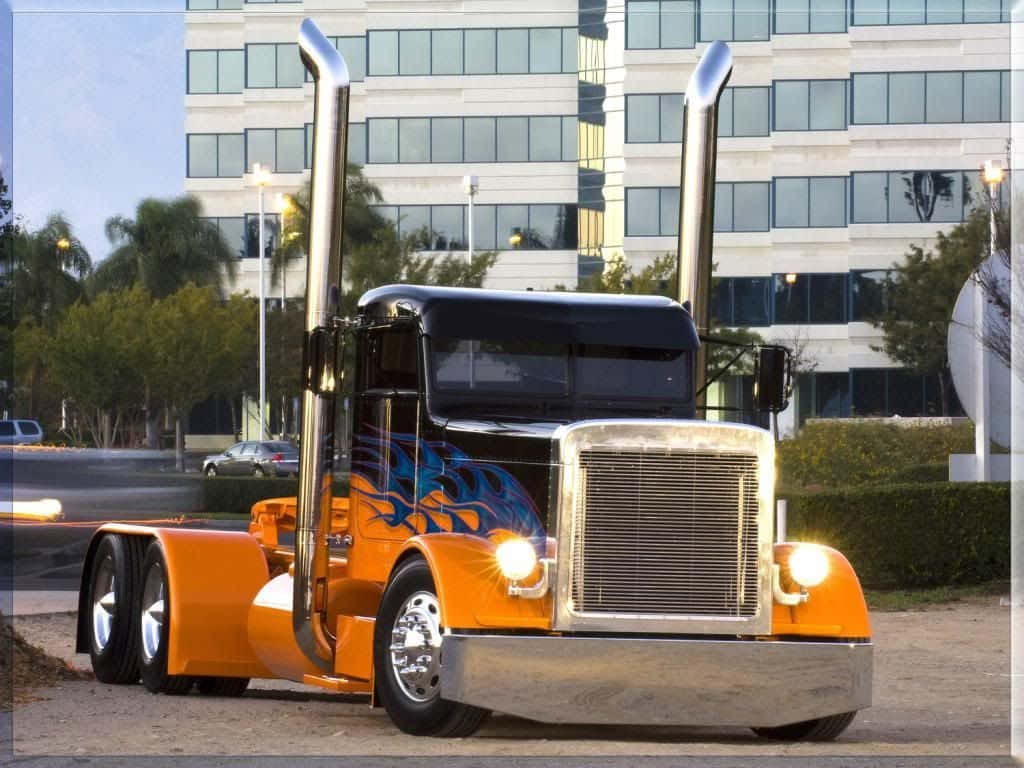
<box><xmin>888</xmin><ymin>462</ymin><xmax>949</xmax><ymax>484</ymax></box>
<box><xmin>200</xmin><ymin>477</ymin><xmax>350</xmax><ymax>516</ymax></box>
<box><xmin>786</xmin><ymin>482</ymin><xmax>1009</xmax><ymax>589</ymax></box>
<box><xmin>777</xmin><ymin>421</ymin><xmax>973</xmax><ymax>490</ymax></box>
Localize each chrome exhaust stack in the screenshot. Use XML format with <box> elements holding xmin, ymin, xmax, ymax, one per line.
<box><xmin>676</xmin><ymin>41</ymin><xmax>732</xmax><ymax>414</ymax></box>
<box><xmin>294</xmin><ymin>18</ymin><xmax>350</xmax><ymax>671</ymax></box>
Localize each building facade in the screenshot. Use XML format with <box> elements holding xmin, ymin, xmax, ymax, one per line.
<box><xmin>184</xmin><ymin>0</ymin><xmax>1011</xmax><ymax>430</ymax></box>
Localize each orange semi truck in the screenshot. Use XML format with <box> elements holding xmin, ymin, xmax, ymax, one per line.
<box><xmin>75</xmin><ymin>20</ymin><xmax>871</xmax><ymax>739</ymax></box>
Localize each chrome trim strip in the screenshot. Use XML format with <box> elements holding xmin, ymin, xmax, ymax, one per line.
<box><xmin>551</xmin><ymin>420</ymin><xmax>775</xmax><ymax>635</ymax></box>
<box><xmin>440</xmin><ymin>634</ymin><xmax>872</xmax><ymax>727</ymax></box>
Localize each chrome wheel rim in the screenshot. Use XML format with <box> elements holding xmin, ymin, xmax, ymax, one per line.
<box><xmin>389</xmin><ymin>591</ymin><xmax>442</xmax><ymax>703</ymax></box>
<box><xmin>140</xmin><ymin>562</ymin><xmax>165</xmax><ymax>663</ymax></box>
<box><xmin>91</xmin><ymin>559</ymin><xmax>116</xmax><ymax>652</ymax></box>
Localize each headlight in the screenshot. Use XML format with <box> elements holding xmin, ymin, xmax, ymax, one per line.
<box><xmin>495</xmin><ymin>538</ymin><xmax>537</xmax><ymax>582</ymax></box>
<box><xmin>788</xmin><ymin>544</ymin><xmax>829</xmax><ymax>588</ymax></box>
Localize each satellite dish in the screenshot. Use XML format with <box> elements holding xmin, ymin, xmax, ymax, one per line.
<box><xmin>947</xmin><ymin>255</ymin><xmax>1010</xmax><ymax>449</ymax></box>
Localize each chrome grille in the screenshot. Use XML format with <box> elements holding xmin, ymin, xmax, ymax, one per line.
<box><xmin>569</xmin><ymin>449</ymin><xmax>760</xmax><ymax>617</ymax></box>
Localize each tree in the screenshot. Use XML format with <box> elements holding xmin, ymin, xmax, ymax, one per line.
<box><xmin>148</xmin><ymin>284</ymin><xmax>237</xmax><ymax>471</ymax></box>
<box><xmin>270</xmin><ymin>164</ymin><xmax>388</xmax><ymax>289</ymax></box>
<box><xmin>872</xmin><ymin>206</ymin><xmax>1009</xmax><ymax>415</ymax></box>
<box><xmin>50</xmin><ymin>291</ymin><xmax>145</xmax><ymax>448</ymax></box>
<box><xmin>577</xmin><ymin>252</ymin><xmax>677</xmax><ymax>296</ymax></box>
<box><xmin>2</xmin><ymin>213</ymin><xmax>91</xmax><ymax>329</ymax></box>
<box><xmin>95</xmin><ymin>195</ymin><xmax>238</xmax><ymax>299</ymax></box>
<box><xmin>211</xmin><ymin>292</ymin><xmax>258</xmax><ymax>439</ymax></box>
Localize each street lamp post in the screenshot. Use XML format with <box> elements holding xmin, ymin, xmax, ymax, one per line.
<box><xmin>463</xmin><ymin>175</ymin><xmax>478</xmax><ymax>263</ymax></box>
<box><xmin>253</xmin><ymin>162</ymin><xmax>271</xmax><ymax>441</ymax></box>
<box><xmin>975</xmin><ymin>159</ymin><xmax>1004</xmax><ymax>482</ymax></box>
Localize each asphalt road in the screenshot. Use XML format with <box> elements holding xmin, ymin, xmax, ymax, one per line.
<box><xmin>3</xmin><ymin>447</ymin><xmax>216</xmax><ymax>590</ymax></box>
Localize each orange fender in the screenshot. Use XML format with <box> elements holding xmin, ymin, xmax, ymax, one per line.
<box><xmin>77</xmin><ymin>524</ymin><xmax>273</xmax><ymax>678</ymax></box>
<box><xmin>394</xmin><ymin>534</ymin><xmax>552</xmax><ymax>631</ymax></box>
<box><xmin>772</xmin><ymin>543</ymin><xmax>872</xmax><ymax>639</ymax></box>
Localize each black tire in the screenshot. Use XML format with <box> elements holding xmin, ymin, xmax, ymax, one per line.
<box><xmin>374</xmin><ymin>557</ymin><xmax>490</xmax><ymax>737</ymax></box>
<box><xmin>252</xmin><ymin>465</ymin><xmax>265</xmax><ymax>477</ymax></box>
<box><xmin>752</xmin><ymin>711</ymin><xmax>857</xmax><ymax>741</ymax></box>
<box><xmin>196</xmin><ymin>676</ymin><xmax>249</xmax><ymax>697</ymax></box>
<box><xmin>138</xmin><ymin>541</ymin><xmax>194</xmax><ymax>695</ymax></box>
<box><xmin>204</xmin><ymin>465</ymin><xmax>217</xmax><ymax>477</ymax></box>
<box><xmin>87</xmin><ymin>534</ymin><xmax>145</xmax><ymax>684</ymax></box>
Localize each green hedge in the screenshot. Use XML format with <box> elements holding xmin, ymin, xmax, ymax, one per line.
<box><xmin>200</xmin><ymin>477</ymin><xmax>350</xmax><ymax>516</ymax></box>
<box><xmin>786</xmin><ymin>482</ymin><xmax>1010</xmax><ymax>589</ymax></box>
<box><xmin>777</xmin><ymin>421</ymin><xmax>973</xmax><ymax>490</ymax></box>
<box><xmin>888</xmin><ymin>462</ymin><xmax>949</xmax><ymax>484</ymax></box>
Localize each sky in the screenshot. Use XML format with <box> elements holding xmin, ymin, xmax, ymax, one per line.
<box><xmin>1</xmin><ymin>1</ymin><xmax>12</xmax><ymax>197</ymax></box>
<box><xmin>11</xmin><ymin>0</ymin><xmax>183</xmax><ymax>261</ymax></box>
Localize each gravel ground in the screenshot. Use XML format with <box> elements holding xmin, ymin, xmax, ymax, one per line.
<box><xmin>2</xmin><ymin>600</ymin><xmax>1012</xmax><ymax>765</ymax></box>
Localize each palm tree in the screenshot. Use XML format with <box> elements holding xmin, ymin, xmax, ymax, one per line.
<box><xmin>270</xmin><ymin>163</ymin><xmax>386</xmax><ymax>289</ymax></box>
<box><xmin>93</xmin><ymin>195</ymin><xmax>237</xmax><ymax>299</ymax></box>
<box><xmin>4</xmin><ymin>213</ymin><xmax>91</xmax><ymax>328</ymax></box>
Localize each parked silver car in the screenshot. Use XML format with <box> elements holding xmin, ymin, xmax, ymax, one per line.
<box><xmin>202</xmin><ymin>440</ymin><xmax>298</xmax><ymax>477</ymax></box>
<box><xmin>0</xmin><ymin>419</ymin><xmax>43</xmax><ymax>445</ymax></box>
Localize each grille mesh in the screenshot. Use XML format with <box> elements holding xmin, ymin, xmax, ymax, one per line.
<box><xmin>569</xmin><ymin>449</ymin><xmax>760</xmax><ymax>617</ymax></box>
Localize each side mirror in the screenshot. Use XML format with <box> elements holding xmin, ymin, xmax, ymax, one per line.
<box><xmin>753</xmin><ymin>346</ymin><xmax>791</xmax><ymax>413</ymax></box>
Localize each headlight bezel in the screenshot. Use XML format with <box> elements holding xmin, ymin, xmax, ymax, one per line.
<box><xmin>495</xmin><ymin>537</ymin><xmax>538</xmax><ymax>582</ymax></box>
<box><xmin>787</xmin><ymin>544</ymin><xmax>830</xmax><ymax>589</ymax></box>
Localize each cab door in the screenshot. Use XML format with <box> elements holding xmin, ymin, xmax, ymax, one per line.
<box><xmin>349</xmin><ymin>322</ymin><xmax>425</xmax><ymax>553</ymax></box>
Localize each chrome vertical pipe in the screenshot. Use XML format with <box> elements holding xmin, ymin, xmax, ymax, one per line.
<box><xmin>676</xmin><ymin>41</ymin><xmax>732</xmax><ymax>414</ymax></box>
<box><xmin>294</xmin><ymin>17</ymin><xmax>349</xmax><ymax>672</ymax></box>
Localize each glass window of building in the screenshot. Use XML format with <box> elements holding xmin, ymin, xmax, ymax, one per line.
<box><xmin>465</xmin><ymin>29</ymin><xmax>496</xmax><ymax>74</ymax></box>
<box><xmin>851</xmin><ymin>369</ymin><xmax>887</xmax><ymax>415</ymax></box>
<box><xmin>431</xmin><ymin>118</ymin><xmax>463</xmax><ymax>163</ymax></box>
<box><xmin>733</xmin><ymin>277</ymin><xmax>772</xmax><ymax>325</ymax></box>
<box><xmin>626</xmin><ymin>95</ymin><xmax>660</xmax><ymax>142</ymax></box>
<box><xmin>431</xmin><ymin>206</ymin><xmax>466</xmax><ymax>250</ymax></box>
<box><xmin>472</xmin><ymin>204</ymin><xmax>497</xmax><ymax>249</ymax></box>
<box><xmin>732</xmin><ymin>87</ymin><xmax>770</xmax><ymax>136</ymax></box>
<box><xmin>626</xmin><ymin>188</ymin><xmax>660</xmax><ymax>235</ymax></box>
<box><xmin>529</xmin><ymin>116</ymin><xmax>562</xmax><ymax>161</ymax></box>
<box><xmin>218</xmin><ymin>50</ymin><xmax>243</xmax><ymax>93</ymax></box>
<box><xmin>809</xmin><ymin>273</ymin><xmax>847</xmax><ymax>322</ymax></box>
<box><xmin>773</xmin><ymin>273</ymin><xmax>807</xmax><ymax>323</ymax></box>
<box><xmin>855</xmin><ymin>0</ymin><xmax>1010</xmax><ymax>23</ymax></box>
<box><xmin>246</xmin><ymin>129</ymin><xmax>275</xmax><ymax>172</ymax></box>
<box><xmin>714</xmin><ymin>183</ymin><xmax>734</xmax><ymax>232</ymax></box>
<box><xmin>399</xmin><ymin>206</ymin><xmax>430</xmax><ymax>240</ymax></box>
<box><xmin>244</xmin><ymin>213</ymin><xmax>280</xmax><ymax>260</ymax></box>
<box><xmin>851</xmin><ymin>72</ymin><xmax>887</xmax><ymax>124</ymax></box>
<box><xmin>925</xmin><ymin>71</ymin><xmax>963</xmax><ymax>122</ymax></box>
<box><xmin>276</xmin><ymin>43</ymin><xmax>303</xmax><ymax>87</ymax></box>
<box><xmin>700</xmin><ymin>0</ymin><xmax>734</xmax><ymax>40</ymax></box>
<box><xmin>964</xmin><ymin>71</ymin><xmax>1001</xmax><ymax>121</ymax></box>
<box><xmin>334</xmin><ymin>37</ymin><xmax>366</xmax><ymax>81</ymax></box>
<box><xmin>246</xmin><ymin>44</ymin><xmax>277</xmax><ymax>88</ymax></box>
<box><xmin>368</xmin><ymin>30</ymin><xmax>399</xmax><ymax>75</ymax></box>
<box><xmin>399</xmin><ymin>118</ymin><xmax>430</xmax><ymax>163</ymax></box>
<box><xmin>368</xmin><ymin>118</ymin><xmax>399</xmax><ymax>163</ymax></box>
<box><xmin>851</xmin><ymin>172</ymin><xmax>887</xmax><ymax>222</ymax></box>
<box><xmin>187</xmin><ymin>51</ymin><xmax>217</xmax><ymax>94</ymax></box>
<box><xmin>529</xmin><ymin>28</ymin><xmax>562</xmax><ymax>73</ymax></box>
<box><xmin>850</xmin><ymin>270</ymin><xmax>894</xmax><ymax>321</ymax></box>
<box><xmin>497</xmin><ymin>117</ymin><xmax>529</xmax><ymax>161</ymax></box>
<box><xmin>276</xmin><ymin>128</ymin><xmax>304</xmax><ymax>172</ymax></box>
<box><xmin>888</xmin><ymin>170</ymin><xmax>963</xmax><ymax>223</ymax></box>
<box><xmin>465</xmin><ymin>117</ymin><xmax>496</xmax><ymax>161</ymax></box>
<box><xmin>399</xmin><ymin>30</ymin><xmax>430</xmax><ymax>75</ymax></box>
<box><xmin>562</xmin><ymin>117</ymin><xmax>577</xmax><ymax>161</ymax></box>
<box><xmin>775</xmin><ymin>0</ymin><xmax>847</xmax><ymax>32</ymax></box>
<box><xmin>187</xmin><ymin>134</ymin><xmax>218</xmax><ymax>178</ymax></box>
<box><xmin>732</xmin><ymin>183</ymin><xmax>770</xmax><ymax>231</ymax></box>
<box><xmin>776</xmin><ymin>80</ymin><xmax>847</xmax><ymax>130</ymax></box>
<box><xmin>659</xmin><ymin>93</ymin><xmax>684</xmax><ymax>141</ymax></box>
<box><xmin>659</xmin><ymin>188</ymin><xmax>680</xmax><ymax>236</ymax></box>
<box><xmin>700</xmin><ymin>0</ymin><xmax>769</xmax><ymax>40</ymax></box>
<box><xmin>627</xmin><ymin>1</ymin><xmax>664</xmax><ymax>47</ymax></box>
<box><xmin>774</xmin><ymin>177</ymin><xmax>809</xmax><ymax>227</ymax></box>
<box><xmin>626</xmin><ymin>0</ymin><xmax>696</xmax><ymax>48</ymax></box>
<box><xmin>662</xmin><ymin>0</ymin><xmax>697</xmax><ymax>46</ymax></box>
<box><xmin>562</xmin><ymin>28</ymin><xmax>578</xmax><ymax>72</ymax></box>
<box><xmin>350</xmin><ymin>123</ymin><xmax>367</xmax><ymax>165</ymax></box>
<box><xmin>497</xmin><ymin>28</ymin><xmax>529</xmax><ymax>74</ymax></box>
<box><xmin>888</xmin><ymin>72</ymin><xmax>925</xmax><ymax>123</ymax></box>
<box><xmin>431</xmin><ymin>30</ymin><xmax>462</xmax><ymax>75</ymax></box>
<box><xmin>497</xmin><ymin>205</ymin><xmax>529</xmax><ymax>247</ymax></box>
<box><xmin>810</xmin><ymin>177</ymin><xmax>847</xmax><ymax>226</ymax></box>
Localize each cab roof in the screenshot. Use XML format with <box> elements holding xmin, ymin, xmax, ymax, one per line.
<box><xmin>357</xmin><ymin>284</ymin><xmax>700</xmax><ymax>349</ymax></box>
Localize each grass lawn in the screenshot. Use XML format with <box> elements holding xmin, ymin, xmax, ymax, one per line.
<box><xmin>865</xmin><ymin>581</ymin><xmax>1009</xmax><ymax>611</ymax></box>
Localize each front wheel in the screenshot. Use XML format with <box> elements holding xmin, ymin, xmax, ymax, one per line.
<box><xmin>252</xmin><ymin>465</ymin><xmax>265</xmax><ymax>477</ymax></box>
<box><xmin>204</xmin><ymin>465</ymin><xmax>217</xmax><ymax>477</ymax></box>
<box><xmin>138</xmin><ymin>542</ymin><xmax>194</xmax><ymax>695</ymax></box>
<box><xmin>373</xmin><ymin>558</ymin><xmax>490</xmax><ymax>737</ymax></box>
<box><xmin>752</xmin><ymin>711</ymin><xmax>857</xmax><ymax>741</ymax></box>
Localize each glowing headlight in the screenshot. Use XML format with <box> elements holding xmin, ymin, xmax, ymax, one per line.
<box><xmin>495</xmin><ymin>538</ymin><xmax>537</xmax><ymax>582</ymax></box>
<box><xmin>788</xmin><ymin>545</ymin><xmax>829</xmax><ymax>588</ymax></box>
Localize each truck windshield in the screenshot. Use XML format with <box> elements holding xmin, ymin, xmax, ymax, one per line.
<box><xmin>430</xmin><ymin>337</ymin><xmax>692</xmax><ymax>411</ymax></box>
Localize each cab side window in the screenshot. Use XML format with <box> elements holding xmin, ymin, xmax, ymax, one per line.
<box><xmin>359</xmin><ymin>326</ymin><xmax>419</xmax><ymax>393</ymax></box>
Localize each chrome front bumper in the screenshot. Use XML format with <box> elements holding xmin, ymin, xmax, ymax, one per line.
<box><xmin>439</xmin><ymin>634</ymin><xmax>872</xmax><ymax>727</ymax></box>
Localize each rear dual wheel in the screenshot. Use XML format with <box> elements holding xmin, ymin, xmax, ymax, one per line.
<box><xmin>88</xmin><ymin>534</ymin><xmax>145</xmax><ymax>684</ymax></box>
<box><xmin>137</xmin><ymin>542</ymin><xmax>248</xmax><ymax>697</ymax></box>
